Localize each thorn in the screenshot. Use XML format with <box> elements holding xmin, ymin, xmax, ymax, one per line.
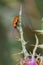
<box><xmin>34</xmin><ymin>30</ymin><xmax>43</xmax><ymax>34</ymax></box>
<box><xmin>29</xmin><ymin>51</ymin><xmax>32</xmax><ymax>55</ymax></box>
<box><xmin>12</xmin><ymin>51</ymin><xmax>23</xmax><ymax>55</ymax></box>
<box><xmin>38</xmin><ymin>45</ymin><xmax>43</xmax><ymax>49</ymax></box>
<box><xmin>25</xmin><ymin>41</ymin><xmax>29</xmax><ymax>45</ymax></box>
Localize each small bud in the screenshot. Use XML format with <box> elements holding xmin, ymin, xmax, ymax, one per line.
<box><xmin>29</xmin><ymin>57</ymin><xmax>35</xmax><ymax>65</ymax></box>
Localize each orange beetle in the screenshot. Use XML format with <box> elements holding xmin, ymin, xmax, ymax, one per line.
<box><xmin>13</xmin><ymin>16</ymin><xmax>19</xmax><ymax>28</ymax></box>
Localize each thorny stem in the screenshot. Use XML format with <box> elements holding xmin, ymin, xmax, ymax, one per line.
<box><xmin>19</xmin><ymin>5</ymin><xmax>39</xmax><ymax>59</ymax></box>
<box><xmin>32</xmin><ymin>34</ymin><xmax>39</xmax><ymax>58</ymax></box>
<box><xmin>19</xmin><ymin>5</ymin><xmax>29</xmax><ymax>59</ymax></box>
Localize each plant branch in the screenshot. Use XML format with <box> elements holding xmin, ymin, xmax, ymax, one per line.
<box><xmin>32</xmin><ymin>34</ymin><xmax>39</xmax><ymax>58</ymax></box>
<box><xmin>19</xmin><ymin>4</ymin><xmax>29</xmax><ymax>59</ymax></box>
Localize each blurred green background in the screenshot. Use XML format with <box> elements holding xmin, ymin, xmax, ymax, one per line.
<box><xmin>0</xmin><ymin>0</ymin><xmax>43</xmax><ymax>65</ymax></box>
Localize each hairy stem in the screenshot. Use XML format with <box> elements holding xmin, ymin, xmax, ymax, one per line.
<box><xmin>32</xmin><ymin>34</ymin><xmax>39</xmax><ymax>58</ymax></box>
<box><xmin>19</xmin><ymin>5</ymin><xmax>29</xmax><ymax>59</ymax></box>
